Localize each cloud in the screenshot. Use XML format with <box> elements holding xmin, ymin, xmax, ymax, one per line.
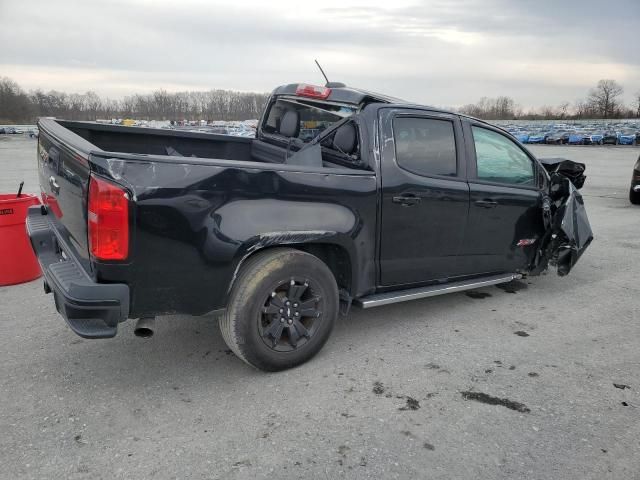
<box><xmin>0</xmin><ymin>0</ymin><xmax>638</xmax><ymax>108</ymax></box>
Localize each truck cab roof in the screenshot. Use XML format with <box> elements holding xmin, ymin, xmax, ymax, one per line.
<box><xmin>271</xmin><ymin>83</ymin><xmax>409</xmax><ymax>107</ymax></box>
<box><xmin>269</xmin><ymin>82</ymin><xmax>497</xmax><ymax>136</ymax></box>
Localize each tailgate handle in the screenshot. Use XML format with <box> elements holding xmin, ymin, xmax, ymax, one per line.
<box><xmin>49</xmin><ymin>176</ymin><xmax>60</xmax><ymax>194</ymax></box>
<box><xmin>392</xmin><ymin>194</ymin><xmax>421</xmax><ymax>207</ymax></box>
<box><xmin>475</xmin><ymin>199</ymin><xmax>498</xmax><ymax>208</ymax></box>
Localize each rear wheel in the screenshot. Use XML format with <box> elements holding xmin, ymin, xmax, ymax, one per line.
<box><xmin>220</xmin><ymin>248</ymin><xmax>339</xmax><ymax>371</ymax></box>
<box><xmin>630</xmin><ymin>188</ymin><xmax>640</xmax><ymax>205</ymax></box>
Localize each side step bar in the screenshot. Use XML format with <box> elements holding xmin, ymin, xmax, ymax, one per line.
<box><xmin>354</xmin><ymin>273</ymin><xmax>521</xmax><ymax>309</ymax></box>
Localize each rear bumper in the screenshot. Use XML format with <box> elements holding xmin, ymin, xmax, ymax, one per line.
<box><xmin>26</xmin><ymin>206</ymin><xmax>129</xmax><ymax>338</ymax></box>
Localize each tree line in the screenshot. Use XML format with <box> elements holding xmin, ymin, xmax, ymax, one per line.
<box><xmin>0</xmin><ymin>77</ymin><xmax>269</xmax><ymax>123</ymax></box>
<box><xmin>459</xmin><ymin>79</ymin><xmax>640</xmax><ymax>120</ymax></box>
<box><xmin>1</xmin><ymin>76</ymin><xmax>639</xmax><ymax>123</ymax></box>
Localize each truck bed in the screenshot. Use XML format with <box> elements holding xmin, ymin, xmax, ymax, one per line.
<box><xmin>61</xmin><ymin>120</ymin><xmax>255</xmax><ymax>160</ymax></box>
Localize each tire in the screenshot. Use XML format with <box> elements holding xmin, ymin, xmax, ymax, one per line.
<box><xmin>631</xmin><ymin>188</ymin><xmax>640</xmax><ymax>205</ymax></box>
<box><xmin>220</xmin><ymin>248</ymin><xmax>339</xmax><ymax>371</ymax></box>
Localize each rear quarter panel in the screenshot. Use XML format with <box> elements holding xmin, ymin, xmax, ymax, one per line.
<box><xmin>91</xmin><ymin>154</ymin><xmax>377</xmax><ymax>316</ymax></box>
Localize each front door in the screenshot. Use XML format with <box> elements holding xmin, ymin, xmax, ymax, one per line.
<box><xmin>458</xmin><ymin>122</ymin><xmax>545</xmax><ymax>275</ymax></box>
<box><xmin>379</xmin><ymin>109</ymin><xmax>470</xmax><ymax>286</ymax></box>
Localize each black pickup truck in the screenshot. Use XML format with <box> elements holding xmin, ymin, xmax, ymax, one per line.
<box><xmin>27</xmin><ymin>82</ymin><xmax>593</xmax><ymax>371</ymax></box>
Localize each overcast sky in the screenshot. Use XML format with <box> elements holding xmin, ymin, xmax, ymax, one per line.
<box><xmin>1</xmin><ymin>0</ymin><xmax>639</xmax><ymax>109</ymax></box>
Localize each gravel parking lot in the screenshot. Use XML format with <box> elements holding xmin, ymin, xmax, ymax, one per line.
<box><xmin>1</xmin><ymin>135</ymin><xmax>639</xmax><ymax>479</ymax></box>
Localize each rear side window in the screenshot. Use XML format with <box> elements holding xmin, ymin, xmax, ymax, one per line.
<box><xmin>472</xmin><ymin>126</ymin><xmax>535</xmax><ymax>186</ymax></box>
<box><xmin>393</xmin><ymin>117</ymin><xmax>457</xmax><ymax>177</ymax></box>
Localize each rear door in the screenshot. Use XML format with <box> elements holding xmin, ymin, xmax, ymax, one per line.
<box><xmin>457</xmin><ymin>121</ymin><xmax>545</xmax><ymax>274</ymax></box>
<box><xmin>378</xmin><ymin>109</ymin><xmax>470</xmax><ymax>286</ymax></box>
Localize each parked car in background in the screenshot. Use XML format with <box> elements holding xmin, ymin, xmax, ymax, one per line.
<box><xmin>631</xmin><ymin>155</ymin><xmax>640</xmax><ymax>204</ymax></box>
<box><xmin>567</xmin><ymin>132</ymin><xmax>584</xmax><ymax>145</ymax></box>
<box><xmin>545</xmin><ymin>131</ymin><xmax>569</xmax><ymax>144</ymax></box>
<box><xmin>602</xmin><ymin>131</ymin><xmax>619</xmax><ymax>145</ymax></box>
<box><xmin>619</xmin><ymin>130</ymin><xmax>636</xmax><ymax>146</ymax></box>
<box><xmin>491</xmin><ymin>121</ymin><xmax>640</xmax><ymax>148</ymax></box>
<box><xmin>527</xmin><ymin>131</ymin><xmax>548</xmax><ymax>144</ymax></box>
<box><xmin>589</xmin><ymin>132</ymin><xmax>604</xmax><ymax>145</ymax></box>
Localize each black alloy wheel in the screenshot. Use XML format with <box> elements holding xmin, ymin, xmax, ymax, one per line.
<box><xmin>259</xmin><ymin>277</ymin><xmax>324</xmax><ymax>352</ymax></box>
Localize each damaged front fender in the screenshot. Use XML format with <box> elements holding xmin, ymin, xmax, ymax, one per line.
<box><xmin>529</xmin><ymin>159</ymin><xmax>594</xmax><ymax>276</ymax></box>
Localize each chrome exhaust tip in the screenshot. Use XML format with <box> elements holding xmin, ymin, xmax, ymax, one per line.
<box><xmin>134</xmin><ymin>317</ymin><xmax>155</xmax><ymax>338</ymax></box>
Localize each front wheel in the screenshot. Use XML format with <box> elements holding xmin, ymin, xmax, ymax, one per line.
<box><xmin>220</xmin><ymin>248</ymin><xmax>339</xmax><ymax>371</ymax></box>
<box><xmin>630</xmin><ymin>188</ymin><xmax>640</xmax><ymax>205</ymax></box>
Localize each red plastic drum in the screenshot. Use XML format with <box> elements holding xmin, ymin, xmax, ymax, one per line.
<box><xmin>0</xmin><ymin>194</ymin><xmax>42</xmax><ymax>286</ymax></box>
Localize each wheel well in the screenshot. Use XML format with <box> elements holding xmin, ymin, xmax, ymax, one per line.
<box><xmin>294</xmin><ymin>243</ymin><xmax>352</xmax><ymax>294</ymax></box>
<box><xmin>238</xmin><ymin>243</ymin><xmax>352</xmax><ymax>295</ymax></box>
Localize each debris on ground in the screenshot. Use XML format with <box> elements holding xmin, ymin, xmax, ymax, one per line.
<box><xmin>398</xmin><ymin>396</ymin><xmax>420</xmax><ymax>411</ymax></box>
<box><xmin>613</xmin><ymin>383</ymin><xmax>630</xmax><ymax>390</ymax></box>
<box><xmin>372</xmin><ymin>381</ymin><xmax>385</xmax><ymax>395</ymax></box>
<box><xmin>461</xmin><ymin>391</ymin><xmax>531</xmax><ymax>413</ymax></box>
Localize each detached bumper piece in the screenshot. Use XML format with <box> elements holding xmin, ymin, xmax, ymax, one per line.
<box><xmin>26</xmin><ymin>206</ymin><xmax>129</xmax><ymax>338</ymax></box>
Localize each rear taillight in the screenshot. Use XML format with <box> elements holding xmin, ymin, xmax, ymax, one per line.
<box><xmin>295</xmin><ymin>83</ymin><xmax>331</xmax><ymax>99</ymax></box>
<box><xmin>88</xmin><ymin>174</ymin><xmax>129</xmax><ymax>261</ymax></box>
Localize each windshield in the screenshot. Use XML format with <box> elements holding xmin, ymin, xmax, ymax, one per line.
<box><xmin>261</xmin><ymin>97</ymin><xmax>356</xmax><ymax>143</ymax></box>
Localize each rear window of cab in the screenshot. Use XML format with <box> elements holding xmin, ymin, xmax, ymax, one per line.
<box><xmin>262</xmin><ymin>98</ymin><xmax>356</xmax><ymax>143</ymax></box>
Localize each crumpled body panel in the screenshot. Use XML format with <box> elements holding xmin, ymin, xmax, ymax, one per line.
<box><xmin>530</xmin><ymin>159</ymin><xmax>594</xmax><ymax>276</ymax></box>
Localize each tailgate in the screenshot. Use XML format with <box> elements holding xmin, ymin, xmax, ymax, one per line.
<box><xmin>37</xmin><ymin>119</ymin><xmax>97</xmax><ymax>267</ymax></box>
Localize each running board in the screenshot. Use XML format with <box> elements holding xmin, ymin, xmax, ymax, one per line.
<box><xmin>354</xmin><ymin>273</ymin><xmax>521</xmax><ymax>309</ymax></box>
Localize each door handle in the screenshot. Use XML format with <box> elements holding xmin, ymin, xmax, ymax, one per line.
<box><xmin>49</xmin><ymin>176</ymin><xmax>60</xmax><ymax>194</ymax></box>
<box><xmin>474</xmin><ymin>199</ymin><xmax>498</xmax><ymax>208</ymax></box>
<box><xmin>392</xmin><ymin>194</ymin><xmax>421</xmax><ymax>207</ymax></box>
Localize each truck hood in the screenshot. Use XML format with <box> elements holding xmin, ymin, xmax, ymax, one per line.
<box><xmin>530</xmin><ymin>158</ymin><xmax>593</xmax><ymax>276</ymax></box>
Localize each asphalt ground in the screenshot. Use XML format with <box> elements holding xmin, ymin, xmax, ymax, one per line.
<box><xmin>1</xmin><ymin>134</ymin><xmax>639</xmax><ymax>479</ymax></box>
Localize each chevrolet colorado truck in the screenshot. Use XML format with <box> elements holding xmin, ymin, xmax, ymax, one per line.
<box><xmin>27</xmin><ymin>82</ymin><xmax>593</xmax><ymax>371</ymax></box>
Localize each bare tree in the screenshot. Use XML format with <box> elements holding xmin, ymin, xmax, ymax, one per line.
<box><xmin>587</xmin><ymin>79</ymin><xmax>623</xmax><ymax>119</ymax></box>
<box><xmin>0</xmin><ymin>77</ymin><xmax>32</xmax><ymax>122</ymax></box>
<box><xmin>459</xmin><ymin>96</ymin><xmax>517</xmax><ymax>119</ymax></box>
<box><xmin>84</xmin><ymin>91</ymin><xmax>102</xmax><ymax>120</ymax></box>
<box><xmin>539</xmin><ymin>105</ymin><xmax>557</xmax><ymax>118</ymax></box>
<box><xmin>558</xmin><ymin>102</ymin><xmax>570</xmax><ymax>119</ymax></box>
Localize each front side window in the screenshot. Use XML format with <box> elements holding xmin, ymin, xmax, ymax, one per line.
<box><xmin>472</xmin><ymin>126</ymin><xmax>535</xmax><ymax>186</ymax></box>
<box><xmin>393</xmin><ymin>117</ymin><xmax>457</xmax><ymax>177</ymax></box>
